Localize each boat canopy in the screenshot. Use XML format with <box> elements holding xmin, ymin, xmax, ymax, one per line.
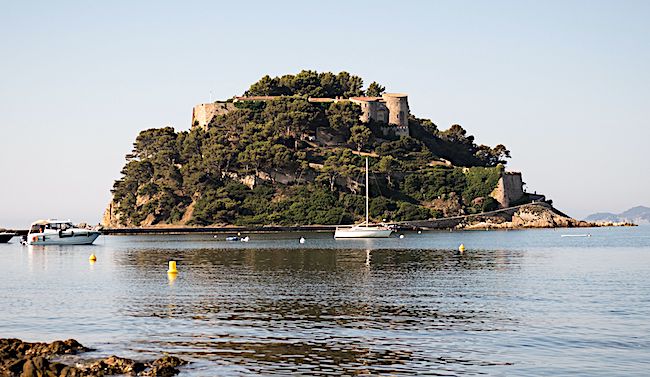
<box><xmin>30</xmin><ymin>219</ymin><xmax>72</xmax><ymax>226</ymax></box>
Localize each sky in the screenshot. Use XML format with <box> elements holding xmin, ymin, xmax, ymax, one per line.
<box><xmin>1</xmin><ymin>0</ymin><xmax>649</xmax><ymax>228</ymax></box>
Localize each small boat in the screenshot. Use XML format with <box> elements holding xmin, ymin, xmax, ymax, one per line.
<box><xmin>334</xmin><ymin>158</ymin><xmax>393</xmax><ymax>239</ymax></box>
<box><xmin>27</xmin><ymin>219</ymin><xmax>100</xmax><ymax>245</ymax></box>
<box><xmin>225</xmin><ymin>236</ymin><xmax>241</xmax><ymax>241</ymax></box>
<box><xmin>560</xmin><ymin>234</ymin><xmax>591</xmax><ymax>238</ymax></box>
<box><xmin>0</xmin><ymin>232</ymin><xmax>15</xmax><ymax>243</ymax></box>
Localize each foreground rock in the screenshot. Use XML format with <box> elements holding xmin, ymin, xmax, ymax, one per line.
<box><xmin>0</xmin><ymin>339</ymin><xmax>187</xmax><ymax>377</ymax></box>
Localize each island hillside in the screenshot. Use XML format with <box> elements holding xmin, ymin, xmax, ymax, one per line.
<box><xmin>103</xmin><ymin>71</ymin><xmax>544</xmax><ymax>228</ymax></box>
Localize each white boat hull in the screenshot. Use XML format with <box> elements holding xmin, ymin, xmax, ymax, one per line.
<box><xmin>28</xmin><ymin>231</ymin><xmax>100</xmax><ymax>245</ymax></box>
<box><xmin>334</xmin><ymin>227</ymin><xmax>393</xmax><ymax>238</ymax></box>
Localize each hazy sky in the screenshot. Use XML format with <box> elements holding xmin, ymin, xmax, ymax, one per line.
<box><xmin>1</xmin><ymin>0</ymin><xmax>649</xmax><ymax>228</ymax></box>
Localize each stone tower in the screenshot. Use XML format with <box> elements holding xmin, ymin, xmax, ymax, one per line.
<box><xmin>382</xmin><ymin>93</ymin><xmax>410</xmax><ymax>136</ymax></box>
<box><xmin>191</xmin><ymin>102</ymin><xmax>236</xmax><ymax>130</ymax></box>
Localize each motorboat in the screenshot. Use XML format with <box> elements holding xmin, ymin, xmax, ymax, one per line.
<box><xmin>334</xmin><ymin>158</ymin><xmax>393</xmax><ymax>239</ymax></box>
<box><xmin>0</xmin><ymin>232</ymin><xmax>15</xmax><ymax>243</ymax></box>
<box><xmin>27</xmin><ymin>219</ymin><xmax>100</xmax><ymax>245</ymax></box>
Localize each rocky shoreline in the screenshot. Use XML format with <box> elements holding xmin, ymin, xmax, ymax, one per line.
<box><xmin>6</xmin><ymin>204</ymin><xmax>634</xmax><ymax>237</ymax></box>
<box><xmin>0</xmin><ymin>339</ymin><xmax>187</xmax><ymax>377</ymax></box>
<box><xmin>457</xmin><ymin>204</ymin><xmax>636</xmax><ymax>230</ymax></box>
<box><xmin>98</xmin><ymin>203</ymin><xmax>636</xmax><ymax>234</ymax></box>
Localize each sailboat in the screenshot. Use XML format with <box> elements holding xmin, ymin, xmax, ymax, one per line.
<box><xmin>334</xmin><ymin>157</ymin><xmax>393</xmax><ymax>238</ymax></box>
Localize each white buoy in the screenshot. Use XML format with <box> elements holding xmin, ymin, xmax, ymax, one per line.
<box><xmin>399</xmin><ymin>234</ymin><xmax>405</xmax><ymax>239</ymax></box>
<box><xmin>299</xmin><ymin>237</ymin><xmax>306</xmax><ymax>244</ymax></box>
<box><xmin>417</xmin><ymin>230</ymin><xmax>422</xmax><ymax>234</ymax></box>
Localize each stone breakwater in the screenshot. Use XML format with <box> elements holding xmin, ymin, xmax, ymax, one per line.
<box><xmin>0</xmin><ymin>339</ymin><xmax>187</xmax><ymax>377</ymax></box>
<box><xmin>405</xmin><ymin>203</ymin><xmax>636</xmax><ymax>230</ymax></box>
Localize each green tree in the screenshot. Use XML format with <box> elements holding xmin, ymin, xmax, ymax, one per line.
<box><xmin>132</xmin><ymin>127</ymin><xmax>179</xmax><ymax>163</ymax></box>
<box><xmin>394</xmin><ymin>202</ymin><xmax>431</xmax><ymax>221</ymax></box>
<box><xmin>336</xmin><ymin>71</ymin><xmax>364</xmax><ymax>97</ymax></box>
<box><xmin>203</xmin><ymin>133</ymin><xmax>236</xmax><ymax>178</ymax></box>
<box><xmin>245</xmin><ymin>75</ymin><xmax>289</xmax><ymax>96</ymax></box>
<box><xmin>349</xmin><ymin>125</ymin><xmax>372</xmax><ymax>151</ymax></box>
<box><xmin>290</xmin><ymin>70</ymin><xmax>325</xmax><ymax>97</ymax></box>
<box><xmin>318</xmin><ymin>149</ymin><xmax>360</xmax><ymax>192</ymax></box>
<box><xmin>491</xmin><ymin>144</ymin><xmax>511</xmax><ymax>164</ymax></box>
<box><xmin>319</xmin><ymin>72</ymin><xmax>342</xmax><ymax>98</ymax></box>
<box><xmin>238</xmin><ymin>141</ymin><xmax>272</xmax><ymax>174</ymax></box>
<box><xmin>377</xmin><ymin>155</ymin><xmax>399</xmax><ymax>187</ymax></box>
<box><xmin>326</xmin><ymin>101</ymin><xmax>361</xmax><ymax>138</ymax></box>
<box><xmin>365</xmin><ymin>81</ymin><xmax>385</xmax><ymax>97</ymax></box>
<box><xmin>440</xmin><ymin>124</ymin><xmax>474</xmax><ymax>146</ymax></box>
<box><xmin>262</xmin><ymin>98</ymin><xmax>324</xmax><ymax>137</ymax></box>
<box><xmin>191</xmin><ymin>186</ymin><xmax>241</xmax><ymax>225</ymax></box>
<box><xmin>473</xmin><ymin>144</ymin><xmax>510</xmax><ymax>167</ymax></box>
<box><xmin>245</xmin><ymin>71</ymin><xmax>365</xmax><ymax>98</ymax></box>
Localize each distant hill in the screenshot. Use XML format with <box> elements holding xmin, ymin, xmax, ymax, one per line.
<box><xmin>584</xmin><ymin>206</ymin><xmax>650</xmax><ymax>224</ymax></box>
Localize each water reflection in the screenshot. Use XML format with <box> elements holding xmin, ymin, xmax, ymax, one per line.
<box><xmin>117</xmin><ymin>247</ymin><xmax>522</xmax><ymax>272</ymax></box>
<box><xmin>108</xmin><ymin>248</ymin><xmax>520</xmax><ymax>374</ymax></box>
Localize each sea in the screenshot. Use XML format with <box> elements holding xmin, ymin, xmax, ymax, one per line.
<box><xmin>1</xmin><ymin>226</ymin><xmax>649</xmax><ymax>376</ymax></box>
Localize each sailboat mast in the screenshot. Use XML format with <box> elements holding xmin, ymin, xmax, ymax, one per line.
<box><xmin>365</xmin><ymin>157</ymin><xmax>369</xmax><ymax>226</ymax></box>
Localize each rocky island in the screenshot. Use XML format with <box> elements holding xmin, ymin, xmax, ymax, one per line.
<box><xmin>102</xmin><ymin>71</ymin><xmax>582</xmax><ymax>230</ymax></box>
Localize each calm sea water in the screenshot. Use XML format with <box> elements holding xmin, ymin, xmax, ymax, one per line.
<box><xmin>1</xmin><ymin>227</ymin><xmax>649</xmax><ymax>376</ymax></box>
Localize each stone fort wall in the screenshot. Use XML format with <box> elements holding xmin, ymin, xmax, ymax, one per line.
<box><xmin>191</xmin><ymin>94</ymin><xmax>411</xmax><ymax>137</ymax></box>
<box><xmin>192</xmin><ymin>102</ymin><xmax>236</xmax><ymax>130</ymax></box>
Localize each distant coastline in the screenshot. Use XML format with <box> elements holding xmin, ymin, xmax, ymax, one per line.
<box><xmin>584</xmin><ymin>205</ymin><xmax>650</xmax><ymax>225</ymax></box>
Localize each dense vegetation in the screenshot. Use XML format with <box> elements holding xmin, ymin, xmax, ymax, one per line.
<box><xmin>109</xmin><ymin>71</ymin><xmax>511</xmax><ymax>227</ymax></box>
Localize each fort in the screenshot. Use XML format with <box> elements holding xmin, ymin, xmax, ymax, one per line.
<box><xmin>191</xmin><ymin>93</ymin><xmax>411</xmax><ymax>137</ymax></box>
<box><xmin>188</xmin><ymin>93</ymin><xmax>537</xmax><ymax>211</ymax></box>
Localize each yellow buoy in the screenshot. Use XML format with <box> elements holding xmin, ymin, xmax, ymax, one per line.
<box><xmin>458</xmin><ymin>244</ymin><xmax>466</xmax><ymax>252</ymax></box>
<box><xmin>89</xmin><ymin>254</ymin><xmax>97</xmax><ymax>262</ymax></box>
<box><xmin>167</xmin><ymin>260</ymin><xmax>178</xmax><ymax>274</ymax></box>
